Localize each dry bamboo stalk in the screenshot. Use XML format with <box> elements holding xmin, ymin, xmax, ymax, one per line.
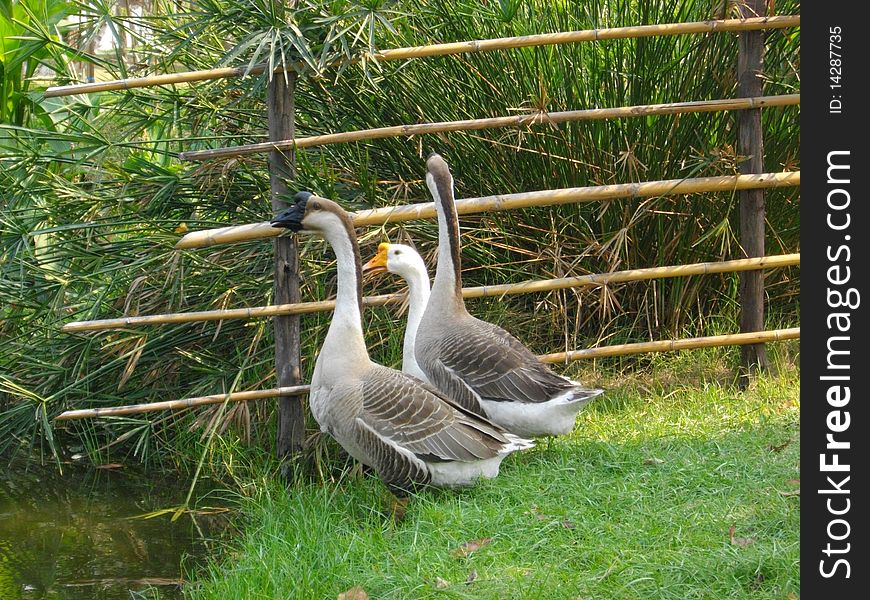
<box><xmin>175</xmin><ymin>171</ymin><xmax>801</xmax><ymax>249</ymax></box>
<box><xmin>539</xmin><ymin>327</ymin><xmax>800</xmax><ymax>363</ymax></box>
<box><xmin>375</xmin><ymin>15</ymin><xmax>800</xmax><ymax>58</ymax></box>
<box><xmin>63</xmin><ymin>253</ymin><xmax>799</xmax><ymax>332</ymax></box>
<box><xmin>54</xmin><ymin>327</ymin><xmax>799</xmax><ymax>420</ymax></box>
<box><xmin>53</xmin><ymin>385</ymin><xmax>310</xmax><ymax>421</ymax></box>
<box><xmin>62</xmin><ymin>293</ymin><xmax>402</xmax><ymax>332</ymax></box>
<box><xmin>179</xmin><ymin>94</ymin><xmax>799</xmax><ymax>161</ymax></box>
<box><xmin>44</xmin><ymin>15</ymin><xmax>800</xmax><ymax>98</ymax></box>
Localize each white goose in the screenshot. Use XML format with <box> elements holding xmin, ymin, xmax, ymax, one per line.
<box><xmin>362</xmin><ymin>242</ymin><xmax>431</xmax><ymax>383</ymax></box>
<box><xmin>270</xmin><ymin>193</ymin><xmax>533</xmax><ymax>496</ymax></box>
<box><xmin>414</xmin><ymin>154</ymin><xmax>604</xmax><ymax>437</ymax></box>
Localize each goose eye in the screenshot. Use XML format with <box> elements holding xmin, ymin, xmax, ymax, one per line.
<box><xmin>394</xmin><ymin>250</ymin><xmax>402</xmax><ymax>255</ymax></box>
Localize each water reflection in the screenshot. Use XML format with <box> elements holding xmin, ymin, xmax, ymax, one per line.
<box><xmin>0</xmin><ymin>462</ymin><xmax>230</xmax><ymax>600</ymax></box>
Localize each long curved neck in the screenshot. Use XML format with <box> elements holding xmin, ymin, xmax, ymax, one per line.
<box><xmin>429</xmin><ymin>173</ymin><xmax>466</xmax><ymax>311</ymax></box>
<box><xmin>317</xmin><ymin>213</ymin><xmax>370</xmax><ymax>371</ymax></box>
<box><xmin>402</xmin><ymin>268</ymin><xmax>430</xmax><ymax>374</ymax></box>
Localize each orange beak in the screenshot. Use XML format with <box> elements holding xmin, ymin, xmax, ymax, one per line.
<box><xmin>362</xmin><ymin>243</ymin><xmax>390</xmax><ymax>274</ymax></box>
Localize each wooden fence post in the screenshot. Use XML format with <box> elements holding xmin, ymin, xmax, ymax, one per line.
<box><xmin>267</xmin><ymin>71</ymin><xmax>305</xmax><ymax>474</ymax></box>
<box><xmin>737</xmin><ymin>0</ymin><xmax>771</xmax><ymax>383</ymax></box>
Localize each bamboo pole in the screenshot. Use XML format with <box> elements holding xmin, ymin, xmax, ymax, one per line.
<box><xmin>539</xmin><ymin>327</ymin><xmax>799</xmax><ymax>363</ymax></box>
<box><xmin>174</xmin><ymin>171</ymin><xmax>801</xmax><ymax>249</ymax></box>
<box><xmin>54</xmin><ymin>327</ymin><xmax>799</xmax><ymax>420</ymax></box>
<box><xmin>63</xmin><ymin>254</ymin><xmax>800</xmax><ymax>332</ymax></box>
<box><xmin>737</xmin><ymin>0</ymin><xmax>771</xmax><ymax>380</ymax></box>
<box><xmin>54</xmin><ymin>386</ymin><xmax>310</xmax><ymax>421</ymax></box>
<box><xmin>43</xmin><ymin>15</ymin><xmax>800</xmax><ymax>98</ymax></box>
<box><xmin>266</xmin><ymin>71</ymin><xmax>305</xmax><ymax>464</ymax></box>
<box><xmin>179</xmin><ymin>94</ymin><xmax>799</xmax><ymax>161</ymax></box>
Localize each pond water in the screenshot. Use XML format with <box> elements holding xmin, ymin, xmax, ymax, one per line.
<box><xmin>0</xmin><ymin>461</ymin><xmax>231</xmax><ymax>600</ymax></box>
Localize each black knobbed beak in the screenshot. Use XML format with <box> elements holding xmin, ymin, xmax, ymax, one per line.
<box><xmin>270</xmin><ymin>191</ymin><xmax>311</xmax><ymax>232</ymax></box>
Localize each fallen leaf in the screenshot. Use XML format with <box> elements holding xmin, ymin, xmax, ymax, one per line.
<box><xmin>95</xmin><ymin>463</ymin><xmax>124</xmax><ymax>470</ymax></box>
<box><xmin>643</xmin><ymin>457</ymin><xmax>665</xmax><ymax>465</ymax></box>
<box><xmin>769</xmin><ymin>438</ymin><xmax>792</xmax><ymax>452</ymax></box>
<box><xmin>451</xmin><ymin>537</ymin><xmax>493</xmax><ymax>558</ymax></box>
<box><xmin>174</xmin><ymin>223</ymin><xmax>189</xmax><ymax>234</ymax></box>
<box><xmin>435</xmin><ymin>577</ymin><xmax>450</xmax><ymax>589</ymax></box>
<box><xmin>786</xmin><ymin>478</ymin><xmax>800</xmax><ymax>485</ymax></box>
<box><xmin>778</xmin><ymin>488</ymin><xmax>800</xmax><ymax>497</ymax></box>
<box><xmin>525</xmin><ymin>505</ymin><xmax>548</xmax><ymax>521</ymax></box>
<box><xmin>562</xmin><ymin>519</ymin><xmax>576</xmax><ymax>529</ymax></box>
<box><xmin>390</xmin><ymin>497</ymin><xmax>409</xmax><ymax>522</ymax></box>
<box><xmin>465</xmin><ymin>570</ymin><xmax>478</xmax><ymax>585</ymax></box>
<box><xmin>786</xmin><ymin>593</ymin><xmax>798</xmax><ymax>599</ymax></box>
<box><xmin>751</xmin><ymin>572</ymin><xmax>765</xmax><ymax>590</ymax></box>
<box><xmin>728</xmin><ymin>525</ymin><xmax>755</xmax><ymax>547</ymax></box>
<box><xmin>337</xmin><ymin>586</ymin><xmax>368</xmax><ymax>600</ymax></box>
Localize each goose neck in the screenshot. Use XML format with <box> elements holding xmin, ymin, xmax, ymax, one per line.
<box><xmin>402</xmin><ymin>269</ymin><xmax>430</xmax><ymax>371</ymax></box>
<box><xmin>431</xmin><ymin>181</ymin><xmax>465</xmax><ymax>309</ymax></box>
<box><xmin>317</xmin><ymin>216</ymin><xmax>370</xmax><ymax>368</ymax></box>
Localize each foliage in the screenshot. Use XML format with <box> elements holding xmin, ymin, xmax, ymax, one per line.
<box><xmin>0</xmin><ymin>0</ymin><xmax>74</xmax><ymax>127</ymax></box>
<box><xmin>1</xmin><ymin>0</ymin><xmax>799</xmax><ymax>468</ymax></box>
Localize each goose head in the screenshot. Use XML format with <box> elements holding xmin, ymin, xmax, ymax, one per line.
<box><xmin>271</xmin><ymin>191</ymin><xmax>367</xmax><ymax>356</ymax></box>
<box><xmin>425</xmin><ymin>152</ymin><xmax>453</xmax><ymax>200</ymax></box>
<box><xmin>362</xmin><ymin>242</ymin><xmax>428</xmax><ymax>282</ymax></box>
<box><xmin>271</xmin><ymin>191</ymin><xmax>350</xmax><ymax>234</ymax></box>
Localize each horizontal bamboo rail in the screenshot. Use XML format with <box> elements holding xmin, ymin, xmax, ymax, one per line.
<box><xmin>53</xmin><ymin>386</ymin><xmax>310</xmax><ymax>421</ymax></box>
<box><xmin>63</xmin><ymin>254</ymin><xmax>800</xmax><ymax>332</ymax></box>
<box><xmin>179</xmin><ymin>94</ymin><xmax>800</xmax><ymax>161</ymax></box>
<box><xmin>44</xmin><ymin>15</ymin><xmax>800</xmax><ymax>98</ymax></box>
<box><xmin>175</xmin><ymin>171</ymin><xmax>800</xmax><ymax>249</ymax></box>
<box><xmin>539</xmin><ymin>327</ymin><xmax>800</xmax><ymax>363</ymax></box>
<box><xmin>54</xmin><ymin>327</ymin><xmax>799</xmax><ymax>420</ymax></box>
<box><xmin>63</xmin><ymin>294</ymin><xmax>400</xmax><ymax>332</ymax></box>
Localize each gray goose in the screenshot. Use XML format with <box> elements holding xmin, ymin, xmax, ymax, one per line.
<box><xmin>270</xmin><ymin>193</ymin><xmax>532</xmax><ymax>496</ymax></box>
<box><xmin>414</xmin><ymin>154</ymin><xmax>604</xmax><ymax>437</ymax></box>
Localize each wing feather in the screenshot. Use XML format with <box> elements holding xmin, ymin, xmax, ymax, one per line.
<box><xmin>430</xmin><ymin>316</ymin><xmax>592</xmax><ymax>405</ymax></box>
<box><xmin>359</xmin><ymin>366</ymin><xmax>510</xmax><ymax>462</ymax></box>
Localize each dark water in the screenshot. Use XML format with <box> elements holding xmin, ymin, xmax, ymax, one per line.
<box><xmin>0</xmin><ymin>462</ymin><xmax>231</xmax><ymax>600</ymax></box>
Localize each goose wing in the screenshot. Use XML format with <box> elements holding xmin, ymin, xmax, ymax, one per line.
<box><xmin>430</xmin><ymin>316</ymin><xmax>579</xmax><ymax>405</ymax></box>
<box><xmin>352</xmin><ymin>417</ymin><xmax>431</xmax><ymax>495</ymax></box>
<box><xmin>357</xmin><ymin>365</ymin><xmax>510</xmax><ymax>463</ymax></box>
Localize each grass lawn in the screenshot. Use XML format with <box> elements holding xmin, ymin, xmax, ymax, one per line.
<box><xmin>185</xmin><ymin>349</ymin><xmax>800</xmax><ymax>599</ymax></box>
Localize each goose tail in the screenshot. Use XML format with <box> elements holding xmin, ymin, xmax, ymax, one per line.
<box><xmin>550</xmin><ymin>384</ymin><xmax>604</xmax><ymax>407</ymax></box>
<box><xmin>500</xmin><ymin>432</ymin><xmax>536</xmax><ymax>454</ymax></box>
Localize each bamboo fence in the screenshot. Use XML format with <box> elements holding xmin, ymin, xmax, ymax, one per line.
<box><xmin>539</xmin><ymin>327</ymin><xmax>800</xmax><ymax>363</ymax></box>
<box><xmin>43</xmin><ymin>12</ymin><xmax>802</xmax><ymax>434</ymax></box>
<box><xmin>174</xmin><ymin>172</ymin><xmax>800</xmax><ymax>249</ymax></box>
<box><xmin>43</xmin><ymin>15</ymin><xmax>799</xmax><ymax>98</ymax></box>
<box><xmin>63</xmin><ymin>254</ymin><xmax>800</xmax><ymax>332</ymax></box>
<box><xmin>54</xmin><ymin>327</ymin><xmax>800</xmax><ymax>421</ymax></box>
<box><xmin>179</xmin><ymin>94</ymin><xmax>800</xmax><ymax>161</ymax></box>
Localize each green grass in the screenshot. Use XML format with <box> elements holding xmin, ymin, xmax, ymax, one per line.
<box><xmin>185</xmin><ymin>351</ymin><xmax>800</xmax><ymax>599</ymax></box>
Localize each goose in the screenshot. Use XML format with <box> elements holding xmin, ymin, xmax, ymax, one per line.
<box><xmin>414</xmin><ymin>153</ymin><xmax>604</xmax><ymax>437</ymax></box>
<box><xmin>270</xmin><ymin>193</ymin><xmax>533</xmax><ymax>497</ymax></box>
<box><xmin>362</xmin><ymin>242</ymin><xmax>431</xmax><ymax>383</ymax></box>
